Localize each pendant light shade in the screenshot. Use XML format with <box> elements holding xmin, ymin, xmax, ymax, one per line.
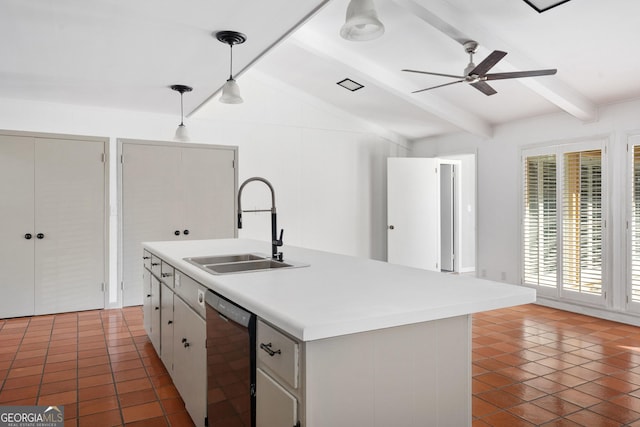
<box><xmin>340</xmin><ymin>0</ymin><xmax>385</xmax><ymax>41</ymax></box>
<box><xmin>170</xmin><ymin>84</ymin><xmax>192</xmax><ymax>141</ymax></box>
<box><xmin>174</xmin><ymin>123</ymin><xmax>189</xmax><ymax>141</ymax></box>
<box><xmin>220</xmin><ymin>78</ymin><xmax>243</xmax><ymax>104</ymax></box>
<box><xmin>216</xmin><ymin>31</ymin><xmax>247</xmax><ymax>104</ymax></box>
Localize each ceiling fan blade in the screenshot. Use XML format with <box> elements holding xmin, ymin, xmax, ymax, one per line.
<box><xmin>412</xmin><ymin>80</ymin><xmax>465</xmax><ymax>94</ymax></box>
<box><xmin>484</xmin><ymin>69</ymin><xmax>557</xmax><ymax>80</ymax></box>
<box><xmin>402</xmin><ymin>69</ymin><xmax>466</xmax><ymax>79</ymax></box>
<box><xmin>469</xmin><ymin>50</ymin><xmax>507</xmax><ymax>76</ymax></box>
<box><xmin>470</xmin><ymin>81</ymin><xmax>497</xmax><ymax>96</ymax></box>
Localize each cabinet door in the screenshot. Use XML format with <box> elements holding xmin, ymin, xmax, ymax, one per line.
<box><xmin>160</xmin><ymin>284</ymin><xmax>174</xmax><ymax>372</ymax></box>
<box><xmin>150</xmin><ymin>276</ymin><xmax>161</xmax><ymax>353</ymax></box>
<box><xmin>0</xmin><ymin>135</ymin><xmax>35</xmax><ymax>317</ymax></box>
<box><xmin>34</xmin><ymin>138</ymin><xmax>106</xmax><ymax>314</ymax></box>
<box><xmin>173</xmin><ymin>297</ymin><xmax>206</xmax><ymax>426</ymax></box>
<box><xmin>180</xmin><ymin>147</ymin><xmax>236</xmax><ymax>240</ymax></box>
<box><xmin>256</xmin><ymin>368</ymin><xmax>298</xmax><ymax>427</ymax></box>
<box><xmin>142</xmin><ymin>268</ymin><xmax>152</xmax><ymax>336</ymax></box>
<box><xmin>122</xmin><ymin>143</ymin><xmax>181</xmax><ymax>306</ymax></box>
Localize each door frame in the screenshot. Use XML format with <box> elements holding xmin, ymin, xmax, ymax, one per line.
<box><xmin>0</xmin><ymin>129</ymin><xmax>110</xmax><ymax>311</ymax></box>
<box><xmin>438</xmin><ymin>159</ymin><xmax>461</xmax><ymax>273</ymax></box>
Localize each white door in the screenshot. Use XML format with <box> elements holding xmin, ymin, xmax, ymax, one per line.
<box><xmin>0</xmin><ymin>135</ymin><xmax>36</xmax><ymax>317</ymax></box>
<box><xmin>180</xmin><ymin>147</ymin><xmax>236</xmax><ymax>240</ymax></box>
<box><xmin>122</xmin><ymin>143</ymin><xmax>181</xmax><ymax>306</ymax></box>
<box><xmin>34</xmin><ymin>138</ymin><xmax>106</xmax><ymax>314</ymax></box>
<box><xmin>387</xmin><ymin>158</ymin><xmax>440</xmax><ymax>271</ymax></box>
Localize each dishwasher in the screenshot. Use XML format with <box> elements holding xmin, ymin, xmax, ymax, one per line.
<box><xmin>205</xmin><ymin>290</ymin><xmax>256</xmax><ymax>427</ymax></box>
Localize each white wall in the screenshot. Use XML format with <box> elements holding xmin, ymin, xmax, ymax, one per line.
<box><xmin>412</xmin><ymin>97</ymin><xmax>640</xmax><ymax>320</ymax></box>
<box><xmin>0</xmin><ymin>69</ymin><xmax>409</xmax><ymax>306</ymax></box>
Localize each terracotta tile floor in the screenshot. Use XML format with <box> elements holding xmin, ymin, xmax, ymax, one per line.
<box><xmin>0</xmin><ymin>306</ymin><xmax>194</xmax><ymax>427</ymax></box>
<box><xmin>473</xmin><ymin>304</ymin><xmax>640</xmax><ymax>426</ymax></box>
<box><xmin>3</xmin><ymin>303</ymin><xmax>640</xmax><ymax>426</ymax></box>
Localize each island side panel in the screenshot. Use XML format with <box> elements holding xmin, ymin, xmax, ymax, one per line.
<box><xmin>304</xmin><ymin>315</ymin><xmax>471</xmax><ymax>427</ymax></box>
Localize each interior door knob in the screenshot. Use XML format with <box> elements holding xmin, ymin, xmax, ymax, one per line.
<box><xmin>36</xmin><ymin>233</ymin><xmax>45</xmax><ymax>239</ymax></box>
<box><xmin>24</xmin><ymin>233</ymin><xmax>32</xmax><ymax>240</ymax></box>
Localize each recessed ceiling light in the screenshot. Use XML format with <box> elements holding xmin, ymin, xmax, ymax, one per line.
<box><xmin>337</xmin><ymin>78</ymin><xmax>364</xmax><ymax>92</ymax></box>
<box><xmin>522</xmin><ymin>0</ymin><xmax>572</xmax><ymax>13</ymax></box>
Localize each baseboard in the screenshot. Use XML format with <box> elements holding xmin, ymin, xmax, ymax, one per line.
<box><xmin>536</xmin><ymin>296</ymin><xmax>640</xmax><ymax>327</ymax></box>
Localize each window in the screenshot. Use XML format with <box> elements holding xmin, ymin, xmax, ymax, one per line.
<box><xmin>630</xmin><ymin>145</ymin><xmax>640</xmax><ymax>302</ymax></box>
<box><xmin>522</xmin><ymin>145</ymin><xmax>605</xmax><ymax>303</ymax></box>
<box><xmin>523</xmin><ymin>155</ymin><xmax>557</xmax><ymax>287</ymax></box>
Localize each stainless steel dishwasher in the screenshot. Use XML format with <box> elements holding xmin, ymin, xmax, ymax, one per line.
<box><xmin>205</xmin><ymin>290</ymin><xmax>256</xmax><ymax>427</ymax></box>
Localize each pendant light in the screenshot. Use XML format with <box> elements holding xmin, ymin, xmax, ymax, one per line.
<box><xmin>216</xmin><ymin>31</ymin><xmax>247</xmax><ymax>104</ymax></box>
<box><xmin>340</xmin><ymin>0</ymin><xmax>385</xmax><ymax>41</ymax></box>
<box><xmin>171</xmin><ymin>84</ymin><xmax>192</xmax><ymax>141</ymax></box>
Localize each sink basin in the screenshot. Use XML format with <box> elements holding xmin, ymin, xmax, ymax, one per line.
<box><xmin>187</xmin><ymin>253</ymin><xmax>265</xmax><ymax>265</ymax></box>
<box><xmin>184</xmin><ymin>253</ymin><xmax>308</xmax><ymax>275</ymax></box>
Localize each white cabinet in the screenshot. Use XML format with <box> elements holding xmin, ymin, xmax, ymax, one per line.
<box><xmin>121</xmin><ymin>140</ymin><xmax>237</xmax><ymax>307</ymax></box>
<box><xmin>257</xmin><ymin>368</ymin><xmax>298</xmax><ymax>427</ymax></box>
<box><xmin>160</xmin><ymin>283</ymin><xmax>174</xmax><ymax>372</ymax></box>
<box><xmin>0</xmin><ymin>133</ymin><xmax>106</xmax><ymax>317</ymax></box>
<box><xmin>257</xmin><ymin>320</ymin><xmax>301</xmax><ymax>427</ymax></box>
<box><xmin>149</xmin><ymin>276</ymin><xmax>161</xmax><ymax>352</ymax></box>
<box><xmin>173</xmin><ymin>295</ymin><xmax>207</xmax><ymax>426</ymax></box>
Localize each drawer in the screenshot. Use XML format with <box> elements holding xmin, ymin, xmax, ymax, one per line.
<box><xmin>150</xmin><ymin>255</ymin><xmax>162</xmax><ymax>278</ymax></box>
<box><xmin>143</xmin><ymin>250</ymin><xmax>151</xmax><ymax>270</ymax></box>
<box><xmin>174</xmin><ymin>270</ymin><xmax>206</xmax><ymax>319</ymax></box>
<box><xmin>160</xmin><ymin>261</ymin><xmax>174</xmax><ymax>287</ymax></box>
<box><xmin>257</xmin><ymin>320</ymin><xmax>299</xmax><ymax>389</ymax></box>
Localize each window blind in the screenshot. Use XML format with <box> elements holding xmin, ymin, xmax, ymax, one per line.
<box><xmin>523</xmin><ymin>155</ymin><xmax>557</xmax><ymax>287</ymax></box>
<box><xmin>562</xmin><ymin>150</ymin><xmax>602</xmax><ymax>295</ymax></box>
<box><xmin>631</xmin><ymin>146</ymin><xmax>640</xmax><ymax>302</ymax></box>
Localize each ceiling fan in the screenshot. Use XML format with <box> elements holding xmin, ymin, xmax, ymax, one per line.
<box><xmin>402</xmin><ymin>41</ymin><xmax>557</xmax><ymax>96</ymax></box>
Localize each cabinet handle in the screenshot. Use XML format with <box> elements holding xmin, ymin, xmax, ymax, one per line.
<box><xmin>183</xmin><ymin>342</ymin><xmax>190</xmax><ymax>348</ymax></box>
<box><xmin>388</xmin><ymin>225</ymin><xmax>395</xmax><ymax>230</ymax></box>
<box><xmin>151</xmin><ymin>262</ymin><xmax>159</xmax><ymax>266</ymax></box>
<box><xmin>174</xmin><ymin>230</ymin><xmax>181</xmax><ymax>236</ymax></box>
<box><xmin>168</xmin><ymin>320</ymin><xmax>173</xmax><ymax>325</ymax></box>
<box><xmin>24</xmin><ymin>233</ymin><xmax>32</xmax><ymax>240</ymax></box>
<box><xmin>146</xmin><ymin>294</ymin><xmax>151</xmax><ymax>298</ymax></box>
<box><xmin>181</xmin><ymin>338</ymin><xmax>187</xmax><ymax>343</ymax></box>
<box><xmin>161</xmin><ymin>272</ymin><xmax>172</xmax><ymax>278</ymax></box>
<box><xmin>260</xmin><ymin>342</ymin><xmax>282</xmax><ymax>357</ymax></box>
<box><xmin>143</xmin><ymin>256</ymin><xmax>150</xmax><ymax>260</ymax></box>
<box><xmin>155</xmin><ymin>307</ymin><xmax>159</xmax><ymax>310</ymax></box>
<box><xmin>36</xmin><ymin>233</ymin><xmax>45</xmax><ymax>239</ymax></box>
<box><xmin>183</xmin><ymin>229</ymin><xmax>190</xmax><ymax>235</ymax></box>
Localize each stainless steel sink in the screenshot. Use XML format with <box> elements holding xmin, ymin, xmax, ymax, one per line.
<box><xmin>187</xmin><ymin>253</ymin><xmax>265</xmax><ymax>265</ymax></box>
<box><xmin>184</xmin><ymin>253</ymin><xmax>308</xmax><ymax>275</ymax></box>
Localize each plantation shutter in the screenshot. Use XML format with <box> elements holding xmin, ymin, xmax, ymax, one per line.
<box><xmin>562</xmin><ymin>150</ymin><xmax>602</xmax><ymax>295</ymax></box>
<box><xmin>523</xmin><ymin>155</ymin><xmax>557</xmax><ymax>287</ymax></box>
<box><xmin>631</xmin><ymin>146</ymin><xmax>640</xmax><ymax>302</ymax></box>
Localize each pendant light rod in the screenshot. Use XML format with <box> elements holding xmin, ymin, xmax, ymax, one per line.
<box><xmin>170</xmin><ymin>84</ymin><xmax>193</xmax><ymax>124</ymax></box>
<box><xmin>216</xmin><ymin>30</ymin><xmax>247</xmax><ymax>79</ymax></box>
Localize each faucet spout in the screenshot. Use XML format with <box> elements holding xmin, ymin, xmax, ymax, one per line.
<box><xmin>237</xmin><ymin>177</ymin><xmax>283</xmax><ymax>260</ymax></box>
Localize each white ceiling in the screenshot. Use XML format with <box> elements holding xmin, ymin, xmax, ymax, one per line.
<box><xmin>3</xmin><ymin>0</ymin><xmax>640</xmax><ymax>141</ymax></box>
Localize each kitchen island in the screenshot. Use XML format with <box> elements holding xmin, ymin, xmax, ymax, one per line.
<box><xmin>143</xmin><ymin>238</ymin><xmax>536</xmax><ymax>427</ymax></box>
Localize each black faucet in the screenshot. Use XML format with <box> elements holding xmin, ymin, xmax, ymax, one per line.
<box><xmin>237</xmin><ymin>177</ymin><xmax>284</xmax><ymax>261</ymax></box>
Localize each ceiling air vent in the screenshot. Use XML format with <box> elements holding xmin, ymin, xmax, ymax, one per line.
<box><xmin>337</xmin><ymin>78</ymin><xmax>364</xmax><ymax>92</ymax></box>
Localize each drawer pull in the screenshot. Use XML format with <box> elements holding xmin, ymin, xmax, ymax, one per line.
<box><xmin>151</xmin><ymin>262</ymin><xmax>160</xmax><ymax>266</ymax></box>
<box><xmin>143</xmin><ymin>256</ymin><xmax>150</xmax><ymax>260</ymax></box>
<box><xmin>260</xmin><ymin>342</ymin><xmax>281</xmax><ymax>357</ymax></box>
<box><xmin>161</xmin><ymin>272</ymin><xmax>172</xmax><ymax>278</ymax></box>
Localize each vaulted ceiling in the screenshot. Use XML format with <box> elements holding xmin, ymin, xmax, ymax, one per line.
<box><xmin>3</xmin><ymin>0</ymin><xmax>640</xmax><ymax>141</ymax></box>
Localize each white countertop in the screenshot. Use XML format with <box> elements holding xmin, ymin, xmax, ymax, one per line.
<box><xmin>143</xmin><ymin>238</ymin><xmax>536</xmax><ymax>342</ymax></box>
